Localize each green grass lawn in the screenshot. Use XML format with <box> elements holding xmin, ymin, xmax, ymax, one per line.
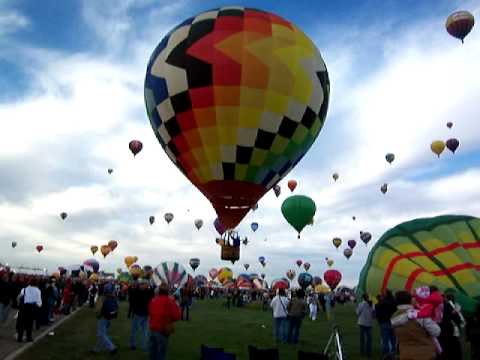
<box><xmin>17</xmin><ymin>299</ymin><xmax>382</xmax><ymax>360</ymax></box>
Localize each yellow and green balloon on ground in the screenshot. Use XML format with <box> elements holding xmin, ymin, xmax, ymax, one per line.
<box><xmin>357</xmin><ymin>215</ymin><xmax>480</xmax><ymax>313</ymax></box>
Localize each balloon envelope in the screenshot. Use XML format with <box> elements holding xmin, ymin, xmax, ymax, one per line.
<box><xmin>164</xmin><ymin>213</ymin><xmax>174</xmax><ymax>224</ymax></box>
<box><xmin>431</xmin><ymin>140</ymin><xmax>445</xmax><ymax>157</ymax></box>
<box><xmin>251</xmin><ymin>222</ymin><xmax>259</xmax><ymax>232</ymax></box>
<box><xmin>324</xmin><ymin>269</ymin><xmax>342</xmax><ymax>290</ymax></box>
<box><xmin>153</xmin><ymin>261</ymin><xmax>188</xmax><ymax>289</ymax></box>
<box><xmin>129</xmin><ymin>140</ymin><xmax>143</xmax><ymax>156</ymax></box>
<box><xmin>298</xmin><ymin>272</ymin><xmax>313</xmax><ymax>289</ymax></box>
<box><xmin>281</xmin><ymin>195</ymin><xmax>316</xmax><ymax>238</ymax></box>
<box><xmin>385</xmin><ymin>153</ymin><xmax>395</xmax><ymax>164</ymax></box>
<box><xmin>108</xmin><ymin>240</ymin><xmax>118</xmax><ymax>252</ymax></box>
<box><xmin>288</xmin><ymin>180</ymin><xmax>298</xmax><ymax>192</ymax></box>
<box><xmin>83</xmin><ymin>259</ymin><xmax>100</xmax><ymax>273</ymax></box>
<box><xmin>446</xmin><ymin>11</ymin><xmax>475</xmax><ymax>43</ymax></box>
<box><xmin>194</xmin><ymin>219</ymin><xmax>203</xmax><ymax>230</ymax></box>
<box><xmin>100</xmin><ymin>245</ymin><xmax>110</xmax><ymax>258</ymax></box>
<box><xmin>149</xmin><ymin>216</ymin><xmax>155</xmax><ymax>225</ymax></box>
<box><xmin>446</xmin><ymin>138</ymin><xmax>460</xmax><ymax>153</ymax></box>
<box><xmin>144</xmin><ymin>7</ymin><xmax>330</xmax><ymax>230</ymax></box>
<box><xmin>36</xmin><ymin>245</ymin><xmax>43</xmax><ymax>253</ymax></box>
<box><xmin>273</xmin><ymin>185</ymin><xmax>281</xmax><ymax>197</ymax></box>
<box><xmin>214</xmin><ymin>218</ymin><xmax>226</xmax><ymax>236</ymax></box>
<box><xmin>90</xmin><ymin>245</ymin><xmax>98</xmax><ymax>255</ymax></box>
<box><xmin>347</xmin><ymin>239</ymin><xmax>357</xmax><ymax>249</ymax></box>
<box><xmin>286</xmin><ymin>269</ymin><xmax>296</xmax><ymax>280</ymax></box>
<box><xmin>272</xmin><ymin>278</ymin><xmax>290</xmax><ymax>290</ymax></box>
<box><xmin>360</xmin><ymin>231</ymin><xmax>372</xmax><ymax>245</ymax></box>
<box><xmin>332</xmin><ymin>237</ymin><xmax>342</xmax><ymax>248</ymax></box>
<box><xmin>208</xmin><ymin>268</ymin><xmax>218</xmax><ymax>280</ymax></box>
<box><xmin>217</xmin><ymin>267</ymin><xmax>233</xmax><ymax>285</ymax></box>
<box><xmin>60</xmin><ymin>212</ymin><xmax>67</xmax><ymax>220</ymax></box>
<box><xmin>189</xmin><ymin>258</ymin><xmax>200</xmax><ymax>271</ymax></box>
<box><xmin>344</xmin><ymin>248</ymin><xmax>353</xmax><ymax>259</ymax></box>
<box><xmin>12</xmin><ymin>241</ymin><xmax>17</xmax><ymax>248</ymax></box>
<box><xmin>303</xmin><ymin>262</ymin><xmax>311</xmax><ymax>271</ymax></box>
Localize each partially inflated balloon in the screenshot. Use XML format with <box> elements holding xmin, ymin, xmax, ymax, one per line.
<box><xmin>60</xmin><ymin>212</ymin><xmax>68</xmax><ymax>220</ymax></box>
<box><xmin>431</xmin><ymin>140</ymin><xmax>445</xmax><ymax>157</ymax></box>
<box><xmin>332</xmin><ymin>237</ymin><xmax>342</xmax><ymax>249</ymax></box>
<box><xmin>446</xmin><ymin>11</ymin><xmax>475</xmax><ymax>43</ymax></box>
<box><xmin>273</xmin><ymin>185</ymin><xmax>281</xmax><ymax>198</ymax></box>
<box><xmin>281</xmin><ymin>195</ymin><xmax>316</xmax><ymax>238</ymax></box>
<box><xmin>288</xmin><ymin>180</ymin><xmax>298</xmax><ymax>192</ymax></box>
<box><xmin>324</xmin><ymin>269</ymin><xmax>342</xmax><ymax>290</ymax></box>
<box><xmin>385</xmin><ymin>153</ymin><xmax>395</xmax><ymax>164</ymax></box>
<box><xmin>446</xmin><ymin>138</ymin><xmax>460</xmax><ymax>154</ymax></box>
<box><xmin>90</xmin><ymin>245</ymin><xmax>98</xmax><ymax>255</ymax></box>
<box><xmin>189</xmin><ymin>258</ymin><xmax>200</xmax><ymax>271</ymax></box>
<box><xmin>164</xmin><ymin>213</ymin><xmax>174</xmax><ymax>224</ymax></box>
<box><xmin>101</xmin><ymin>245</ymin><xmax>111</xmax><ymax>258</ymax></box>
<box><xmin>357</xmin><ymin>215</ymin><xmax>480</xmax><ymax>314</ymax></box>
<box><xmin>344</xmin><ymin>248</ymin><xmax>352</xmax><ymax>259</ymax></box>
<box><xmin>251</xmin><ymin>222</ymin><xmax>259</xmax><ymax>232</ymax></box>
<box><xmin>153</xmin><ymin>261</ymin><xmax>188</xmax><ymax>288</ymax></box>
<box><xmin>129</xmin><ymin>140</ymin><xmax>143</xmax><ymax>157</ymax></box>
<box><xmin>145</xmin><ymin>7</ymin><xmax>330</xmax><ymax>230</ymax></box>
<box><xmin>348</xmin><ymin>239</ymin><xmax>357</xmax><ymax>249</ymax></box>
<box><xmin>303</xmin><ymin>262</ymin><xmax>311</xmax><ymax>272</ymax></box>
<box><xmin>108</xmin><ymin>240</ymin><xmax>118</xmax><ymax>252</ymax></box>
<box><xmin>36</xmin><ymin>245</ymin><xmax>43</xmax><ymax>253</ymax></box>
<box><xmin>194</xmin><ymin>219</ymin><xmax>203</xmax><ymax>230</ymax></box>
<box><xmin>381</xmin><ymin>183</ymin><xmax>388</xmax><ymax>194</ymax></box>
<box><xmin>360</xmin><ymin>231</ymin><xmax>372</xmax><ymax>245</ymax></box>
<box><xmin>149</xmin><ymin>216</ymin><xmax>155</xmax><ymax>225</ymax></box>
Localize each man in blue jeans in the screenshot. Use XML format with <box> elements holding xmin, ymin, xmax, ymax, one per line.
<box><xmin>375</xmin><ymin>290</ymin><xmax>397</xmax><ymax>356</ymax></box>
<box><xmin>129</xmin><ymin>280</ymin><xmax>154</xmax><ymax>351</ymax></box>
<box><xmin>92</xmin><ymin>284</ymin><xmax>118</xmax><ymax>355</ymax></box>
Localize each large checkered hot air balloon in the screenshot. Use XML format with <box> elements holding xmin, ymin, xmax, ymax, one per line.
<box><xmin>144</xmin><ymin>6</ymin><xmax>330</xmax><ymax>230</ymax></box>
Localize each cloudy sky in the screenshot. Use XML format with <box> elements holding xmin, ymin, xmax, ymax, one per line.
<box><xmin>0</xmin><ymin>0</ymin><xmax>479</xmax><ymax>286</ymax></box>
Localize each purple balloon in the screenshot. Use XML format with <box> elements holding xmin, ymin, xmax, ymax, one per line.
<box><xmin>214</xmin><ymin>218</ymin><xmax>226</xmax><ymax>236</ymax></box>
<box><xmin>446</xmin><ymin>138</ymin><xmax>459</xmax><ymax>153</ymax></box>
<box><xmin>347</xmin><ymin>239</ymin><xmax>357</xmax><ymax>249</ymax></box>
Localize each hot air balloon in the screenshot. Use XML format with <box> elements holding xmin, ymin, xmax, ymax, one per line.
<box><xmin>381</xmin><ymin>183</ymin><xmax>388</xmax><ymax>194</ymax></box>
<box><xmin>281</xmin><ymin>195</ymin><xmax>316</xmax><ymax>238</ymax></box>
<box><xmin>11</xmin><ymin>241</ymin><xmax>17</xmax><ymax>248</ymax></box>
<box><xmin>357</xmin><ymin>215</ymin><xmax>480</xmax><ymax>314</ymax></box>
<box><xmin>164</xmin><ymin>213</ymin><xmax>174</xmax><ymax>224</ymax></box>
<box><xmin>100</xmin><ymin>245</ymin><xmax>111</xmax><ymax>258</ymax></box>
<box><xmin>332</xmin><ymin>237</ymin><xmax>342</xmax><ymax>249</ymax></box>
<box><xmin>344</xmin><ymin>248</ymin><xmax>353</xmax><ymax>259</ymax></box>
<box><xmin>83</xmin><ymin>258</ymin><xmax>100</xmax><ymax>273</ymax></box>
<box><xmin>273</xmin><ymin>185</ymin><xmax>281</xmax><ymax>198</ymax></box>
<box><xmin>431</xmin><ymin>140</ymin><xmax>446</xmax><ymax>157</ymax></box>
<box><xmin>251</xmin><ymin>222</ymin><xmax>259</xmax><ymax>232</ymax></box>
<box><xmin>217</xmin><ymin>267</ymin><xmax>234</xmax><ymax>285</ymax></box>
<box><xmin>298</xmin><ymin>272</ymin><xmax>313</xmax><ymax>289</ymax></box>
<box><xmin>236</xmin><ymin>274</ymin><xmax>253</xmax><ymax>289</ymax></box>
<box><xmin>303</xmin><ymin>262</ymin><xmax>311</xmax><ymax>272</ymax></box>
<box><xmin>208</xmin><ymin>268</ymin><xmax>218</xmax><ymax>280</ymax></box>
<box><xmin>129</xmin><ymin>140</ymin><xmax>143</xmax><ymax>157</ymax></box>
<box><xmin>194</xmin><ymin>219</ymin><xmax>203</xmax><ymax>230</ymax></box>
<box><xmin>258</xmin><ymin>256</ymin><xmax>266</xmax><ymax>267</ymax></box>
<box><xmin>189</xmin><ymin>258</ymin><xmax>200</xmax><ymax>272</ymax></box>
<box><xmin>288</xmin><ymin>180</ymin><xmax>298</xmax><ymax>192</ymax></box>
<box><xmin>447</xmin><ymin>122</ymin><xmax>453</xmax><ymax>129</ymax></box>
<box><xmin>152</xmin><ymin>261</ymin><xmax>188</xmax><ymax>289</ymax></box>
<box><xmin>149</xmin><ymin>216</ymin><xmax>155</xmax><ymax>225</ymax></box>
<box><xmin>242</xmin><ymin>238</ymin><xmax>249</xmax><ymax>246</ymax></box>
<box><xmin>360</xmin><ymin>231</ymin><xmax>372</xmax><ymax>245</ymax></box>
<box><xmin>352</xmin><ymin>216</ymin><xmax>356</xmax><ymax>221</ymax></box>
<box><xmin>144</xmin><ymin>7</ymin><xmax>330</xmax><ymax>231</ymax></box>
<box><xmin>108</xmin><ymin>240</ymin><xmax>118</xmax><ymax>252</ymax></box>
<box><xmin>327</xmin><ymin>259</ymin><xmax>334</xmax><ymax>267</ymax></box>
<box><xmin>60</xmin><ymin>212</ymin><xmax>68</xmax><ymax>220</ymax></box>
<box><xmin>124</xmin><ymin>256</ymin><xmax>137</xmax><ymax>268</ymax></box>
<box><xmin>272</xmin><ymin>278</ymin><xmax>290</xmax><ymax>291</ymax></box>
<box><xmin>296</xmin><ymin>260</ymin><xmax>303</xmax><ymax>268</ymax></box>
<box><xmin>446</xmin><ymin>138</ymin><xmax>460</xmax><ymax>154</ymax></box>
<box><xmin>244</xmin><ymin>263</ymin><xmax>250</xmax><ymax>271</ymax></box>
<box><xmin>90</xmin><ymin>245</ymin><xmax>98</xmax><ymax>255</ymax></box>
<box><xmin>385</xmin><ymin>153</ymin><xmax>395</xmax><ymax>164</ymax></box>
<box><xmin>348</xmin><ymin>239</ymin><xmax>357</xmax><ymax>249</ymax></box>
<box><xmin>324</xmin><ymin>269</ymin><xmax>342</xmax><ymax>290</ymax></box>
<box><xmin>446</xmin><ymin>11</ymin><xmax>475</xmax><ymax>43</ymax></box>
<box><xmin>332</xmin><ymin>173</ymin><xmax>339</xmax><ymax>182</ymax></box>
<box><xmin>36</xmin><ymin>245</ymin><xmax>43</xmax><ymax>253</ymax></box>
<box><xmin>108</xmin><ymin>168</ymin><xmax>113</xmax><ymax>175</ymax></box>
<box><xmin>313</xmin><ymin>276</ymin><xmax>323</xmax><ymax>286</ymax></box>
<box><xmin>214</xmin><ymin>218</ymin><xmax>226</xmax><ymax>236</ymax></box>
<box><xmin>286</xmin><ymin>269</ymin><xmax>296</xmax><ymax>280</ymax></box>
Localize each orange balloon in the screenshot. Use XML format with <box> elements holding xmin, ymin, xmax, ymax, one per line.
<box><xmin>288</xmin><ymin>180</ymin><xmax>297</xmax><ymax>192</ymax></box>
<box><xmin>100</xmin><ymin>245</ymin><xmax>111</xmax><ymax>258</ymax></box>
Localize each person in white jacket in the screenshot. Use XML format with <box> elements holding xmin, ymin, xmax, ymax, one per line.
<box><xmin>270</xmin><ymin>288</ymin><xmax>289</xmax><ymax>343</ymax></box>
<box><xmin>17</xmin><ymin>278</ymin><xmax>42</xmax><ymax>342</ymax></box>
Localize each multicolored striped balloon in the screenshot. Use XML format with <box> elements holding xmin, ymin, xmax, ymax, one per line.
<box><xmin>153</xmin><ymin>261</ymin><xmax>188</xmax><ymax>289</ymax></box>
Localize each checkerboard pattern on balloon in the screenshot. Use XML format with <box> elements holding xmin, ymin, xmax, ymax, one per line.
<box><xmin>145</xmin><ymin>6</ymin><xmax>330</xmax><ymax>189</ymax></box>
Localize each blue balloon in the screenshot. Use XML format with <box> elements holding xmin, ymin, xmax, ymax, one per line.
<box><xmin>298</xmin><ymin>272</ymin><xmax>313</xmax><ymax>289</ymax></box>
<box><xmin>251</xmin><ymin>222</ymin><xmax>259</xmax><ymax>232</ymax></box>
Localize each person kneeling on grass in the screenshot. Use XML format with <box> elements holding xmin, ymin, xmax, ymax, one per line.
<box><xmin>149</xmin><ymin>283</ymin><xmax>181</xmax><ymax>360</ymax></box>
<box><xmin>92</xmin><ymin>283</ymin><xmax>118</xmax><ymax>355</ymax></box>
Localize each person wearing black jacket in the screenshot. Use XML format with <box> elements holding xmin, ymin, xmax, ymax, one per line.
<box><xmin>438</xmin><ymin>295</ymin><xmax>463</xmax><ymax>360</ymax></box>
<box><xmin>129</xmin><ymin>280</ymin><xmax>153</xmax><ymax>351</ymax></box>
<box><xmin>375</xmin><ymin>290</ymin><xmax>397</xmax><ymax>356</ymax></box>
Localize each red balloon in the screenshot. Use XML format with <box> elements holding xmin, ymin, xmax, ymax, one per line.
<box><xmin>108</xmin><ymin>240</ymin><xmax>118</xmax><ymax>251</ymax></box>
<box><xmin>36</xmin><ymin>245</ymin><xmax>44</xmax><ymax>253</ymax></box>
<box><xmin>129</xmin><ymin>140</ymin><xmax>143</xmax><ymax>157</ymax></box>
<box><xmin>324</xmin><ymin>269</ymin><xmax>342</xmax><ymax>290</ymax></box>
<box><xmin>288</xmin><ymin>180</ymin><xmax>297</xmax><ymax>192</ymax></box>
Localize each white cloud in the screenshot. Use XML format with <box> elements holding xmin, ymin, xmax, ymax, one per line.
<box><xmin>0</xmin><ymin>11</ymin><xmax>29</xmax><ymax>35</ymax></box>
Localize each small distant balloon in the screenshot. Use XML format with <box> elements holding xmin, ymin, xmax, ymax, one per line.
<box><xmin>385</xmin><ymin>153</ymin><xmax>395</xmax><ymax>164</ymax></box>
<box><xmin>273</xmin><ymin>185</ymin><xmax>281</xmax><ymax>197</ymax></box>
<box><xmin>149</xmin><ymin>216</ymin><xmax>155</xmax><ymax>225</ymax></box>
<box><xmin>347</xmin><ymin>239</ymin><xmax>357</xmax><ymax>249</ymax></box>
<box><xmin>252</xmin><ymin>203</ymin><xmax>258</xmax><ymax>211</ymax></box>
<box><xmin>343</xmin><ymin>248</ymin><xmax>353</xmax><ymax>259</ymax></box>
<box><xmin>242</xmin><ymin>238</ymin><xmax>249</xmax><ymax>246</ymax></box>
<box><xmin>327</xmin><ymin>259</ymin><xmax>334</xmax><ymax>267</ymax></box>
<box><xmin>360</xmin><ymin>231</ymin><xmax>372</xmax><ymax>245</ymax></box>
<box><xmin>296</xmin><ymin>259</ymin><xmax>303</xmax><ymax>268</ymax></box>
<box><xmin>244</xmin><ymin>263</ymin><xmax>250</xmax><ymax>271</ymax></box>
<box><xmin>129</xmin><ymin>140</ymin><xmax>143</xmax><ymax>157</ymax></box>
<box><xmin>287</xmin><ymin>179</ymin><xmax>297</xmax><ymax>192</ymax></box>
<box><xmin>446</xmin><ymin>122</ymin><xmax>453</xmax><ymax>129</ymax></box>
<box><xmin>108</xmin><ymin>240</ymin><xmax>118</xmax><ymax>252</ymax></box>
<box><xmin>332</xmin><ymin>237</ymin><xmax>342</xmax><ymax>249</ymax></box>
<box><xmin>214</xmin><ymin>218</ymin><xmax>226</xmax><ymax>236</ymax></box>
<box><xmin>90</xmin><ymin>245</ymin><xmax>98</xmax><ymax>255</ymax></box>
<box><xmin>381</xmin><ymin>183</ymin><xmax>388</xmax><ymax>194</ymax></box>
<box><xmin>251</xmin><ymin>222</ymin><xmax>259</xmax><ymax>232</ymax></box>
<box><xmin>108</xmin><ymin>168</ymin><xmax>113</xmax><ymax>175</ymax></box>
<box><xmin>36</xmin><ymin>245</ymin><xmax>44</xmax><ymax>253</ymax></box>
<box><xmin>446</xmin><ymin>138</ymin><xmax>460</xmax><ymax>154</ymax></box>
<box><xmin>431</xmin><ymin>140</ymin><xmax>446</xmax><ymax>157</ymax></box>
<box><xmin>332</xmin><ymin>172</ymin><xmax>339</xmax><ymax>182</ymax></box>
<box><xmin>194</xmin><ymin>219</ymin><xmax>203</xmax><ymax>230</ymax></box>
<box><xmin>60</xmin><ymin>212</ymin><xmax>68</xmax><ymax>220</ymax></box>
<box><xmin>11</xmin><ymin>241</ymin><xmax>17</xmax><ymax>248</ymax></box>
<box><xmin>352</xmin><ymin>216</ymin><xmax>356</xmax><ymax>221</ymax></box>
<box><xmin>303</xmin><ymin>262</ymin><xmax>311</xmax><ymax>272</ymax></box>
<box><xmin>101</xmin><ymin>245</ymin><xmax>111</xmax><ymax>258</ymax></box>
<box><xmin>164</xmin><ymin>213</ymin><xmax>174</xmax><ymax>224</ymax></box>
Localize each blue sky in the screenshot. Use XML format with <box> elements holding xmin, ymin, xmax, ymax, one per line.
<box><xmin>0</xmin><ymin>0</ymin><xmax>479</xmax><ymax>286</ymax></box>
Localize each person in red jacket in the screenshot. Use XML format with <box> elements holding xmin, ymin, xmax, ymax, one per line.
<box><xmin>149</xmin><ymin>283</ymin><xmax>181</xmax><ymax>360</ymax></box>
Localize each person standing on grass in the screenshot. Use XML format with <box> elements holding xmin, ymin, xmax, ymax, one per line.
<box><xmin>17</xmin><ymin>278</ymin><xmax>42</xmax><ymax>342</ymax></box>
<box><xmin>180</xmin><ymin>284</ymin><xmax>191</xmax><ymax>321</ymax></box>
<box><xmin>287</xmin><ymin>289</ymin><xmax>308</xmax><ymax>344</ymax></box>
<box><xmin>91</xmin><ymin>283</ymin><xmax>118</xmax><ymax>355</ymax></box>
<box><xmin>0</xmin><ymin>271</ymin><xmax>13</xmax><ymax>327</ymax></box>
<box><xmin>356</xmin><ymin>293</ymin><xmax>375</xmax><ymax>358</ymax></box>
<box><xmin>270</xmin><ymin>288</ymin><xmax>289</xmax><ymax>343</ymax></box>
<box><xmin>308</xmin><ymin>292</ymin><xmax>319</xmax><ymax>321</ymax></box>
<box><xmin>375</xmin><ymin>290</ymin><xmax>397</xmax><ymax>357</ymax></box>
<box><xmin>129</xmin><ymin>279</ymin><xmax>154</xmax><ymax>351</ymax></box>
<box><xmin>148</xmin><ymin>283</ymin><xmax>181</xmax><ymax>360</ymax></box>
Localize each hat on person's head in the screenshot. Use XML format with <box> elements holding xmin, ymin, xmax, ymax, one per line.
<box><xmin>103</xmin><ymin>283</ymin><xmax>115</xmax><ymax>295</ymax></box>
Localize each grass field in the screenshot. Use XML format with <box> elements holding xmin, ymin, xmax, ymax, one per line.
<box><xmin>17</xmin><ymin>299</ymin><xmax>382</xmax><ymax>360</ymax></box>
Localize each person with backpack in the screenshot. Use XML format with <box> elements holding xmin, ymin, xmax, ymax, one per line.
<box><xmin>148</xmin><ymin>282</ymin><xmax>181</xmax><ymax>360</ymax></box>
<box><xmin>91</xmin><ymin>283</ymin><xmax>118</xmax><ymax>355</ymax></box>
<box><xmin>287</xmin><ymin>289</ymin><xmax>308</xmax><ymax>344</ymax></box>
<box><xmin>270</xmin><ymin>288</ymin><xmax>290</xmax><ymax>343</ymax></box>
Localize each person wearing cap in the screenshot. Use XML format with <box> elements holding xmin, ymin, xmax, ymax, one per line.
<box><xmin>148</xmin><ymin>283</ymin><xmax>181</xmax><ymax>360</ymax></box>
<box><xmin>129</xmin><ymin>279</ymin><xmax>154</xmax><ymax>351</ymax></box>
<box><xmin>92</xmin><ymin>283</ymin><xmax>119</xmax><ymax>355</ymax></box>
